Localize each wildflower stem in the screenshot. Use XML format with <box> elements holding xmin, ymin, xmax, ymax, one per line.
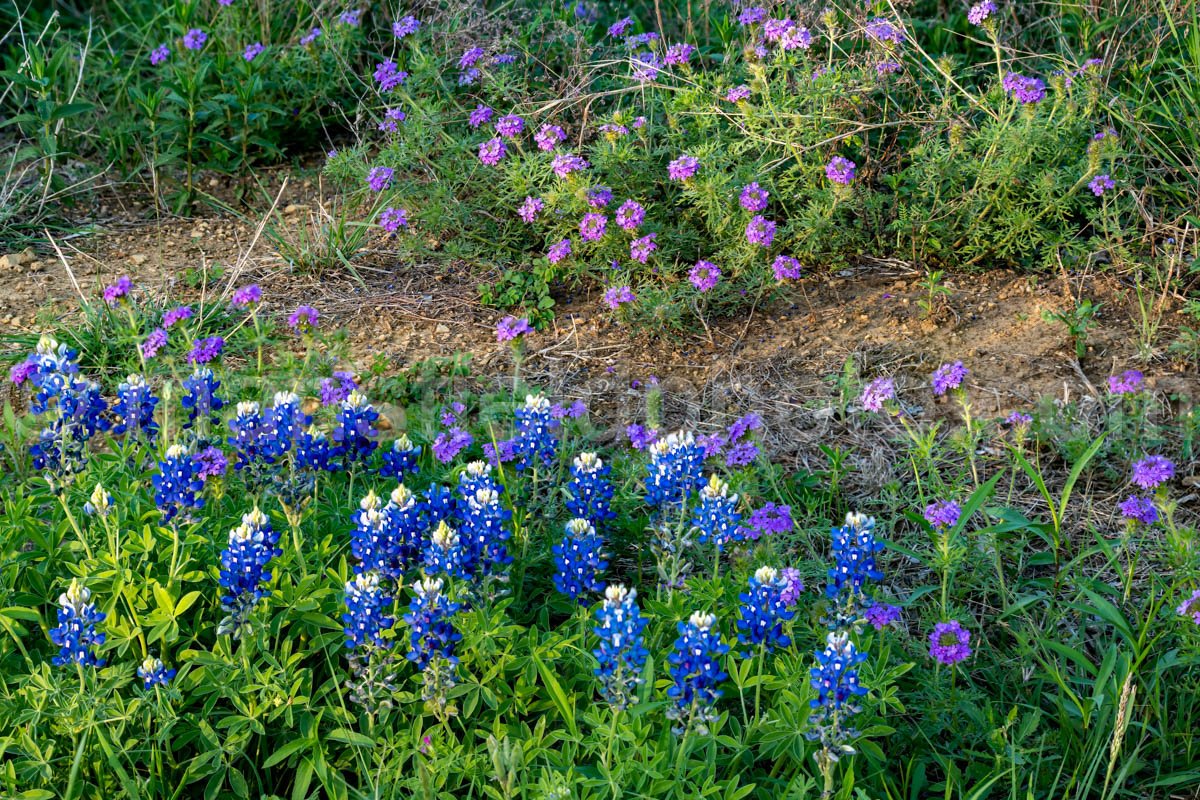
<box><xmin>58</xmin><ymin>494</ymin><xmax>92</xmax><ymax>560</ymax></box>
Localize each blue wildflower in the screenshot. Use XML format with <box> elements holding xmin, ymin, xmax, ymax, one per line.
<box><xmin>593</xmin><ymin>585</ymin><xmax>648</xmax><ymax>711</ymax></box>
<box><xmin>343</xmin><ymin>571</ymin><xmax>394</xmax><ymax>650</ymax></box>
<box><xmin>566</xmin><ymin>452</ymin><xmax>616</xmax><ymax>526</ymax></box>
<box><xmin>458</xmin><ymin>485</ymin><xmax>513</xmax><ymax>581</ymax></box>
<box><xmin>333</xmin><ymin>391</ymin><xmax>379</xmax><ymax>467</ymax></box>
<box><xmin>111</xmin><ymin>374</ymin><xmax>159</xmax><ymax>442</ymax></box>
<box><xmin>182</xmin><ymin>367</ymin><xmax>224</xmax><ymax>429</ymax></box>
<box><xmin>737</xmin><ymin>566</ymin><xmax>795</xmax><ymax>655</ymax></box>
<box><xmin>825</xmin><ymin>512</ymin><xmax>884</xmax><ymax>626</ymax></box>
<box><xmin>381</xmin><ymin>433</ymin><xmax>421</xmax><ymax>479</ymax></box>
<box><xmin>153</xmin><ymin>444</ymin><xmax>204</xmax><ymax>523</ymax></box>
<box><xmin>553</xmin><ymin>518</ymin><xmax>607</xmax><ymax>601</ymax></box>
<box><xmin>404</xmin><ymin>577</ymin><xmax>461</xmax><ymax>670</ymax></box>
<box><xmin>216</xmin><ymin>508</ymin><xmax>281</xmax><ymax>637</ymax></box>
<box><xmin>137</xmin><ymin>656</ymin><xmax>176</xmax><ymax>688</ymax></box>
<box><xmin>807</xmin><ymin>631</ymin><xmax>868</xmax><ymax>764</ymax></box>
<box><xmin>227</xmin><ymin>401</ymin><xmax>275</xmax><ymax>470</ymax></box>
<box><xmin>50</xmin><ymin>579</ymin><xmax>106</xmax><ymax>667</ymax></box>
<box><xmin>424</xmin><ymin>519</ymin><xmax>470</xmax><ymax>579</ymax></box>
<box><xmin>692</xmin><ymin>474</ymin><xmax>742</xmax><ymax>549</ymax></box>
<box><xmin>512</xmin><ymin>394</ymin><xmax>559</xmax><ymax>469</ymax></box>
<box><xmin>666</xmin><ymin>611</ymin><xmax>730</xmax><ymax>734</ymax></box>
<box><xmin>645</xmin><ymin>431</ymin><xmax>706</xmax><ymax>507</ymax></box>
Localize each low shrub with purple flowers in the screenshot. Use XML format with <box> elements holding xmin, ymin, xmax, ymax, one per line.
<box><xmin>0</xmin><ymin>274</ymin><xmax>1198</xmax><ymax>798</ymax></box>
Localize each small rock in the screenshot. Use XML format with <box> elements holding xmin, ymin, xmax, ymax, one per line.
<box><xmin>130</xmin><ymin>253</ymin><xmax>148</xmax><ymax>265</ymax></box>
<box><xmin>434</xmin><ymin>323</ymin><xmax>450</xmax><ymax>334</ymax></box>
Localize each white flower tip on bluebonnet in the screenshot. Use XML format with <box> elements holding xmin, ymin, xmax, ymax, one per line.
<box><xmin>229</xmin><ymin>523</ymin><xmax>256</xmax><ymax>544</ymax></box>
<box><xmin>390</xmin><ymin>483</ymin><xmax>414</xmax><ymax>505</ymax></box>
<box><xmin>37</xmin><ymin>334</ymin><xmax>60</xmax><ymax>355</ymax></box>
<box><xmin>702</xmin><ymin>473</ymin><xmax>732</xmax><ymax>499</ymax></box>
<box><xmin>754</xmin><ymin>565</ymin><xmax>779</xmax><ymax>584</ymax></box>
<box><xmin>605</xmin><ymin>584</ymin><xmax>632</xmax><ymax>604</ymax></box>
<box><xmin>432</xmin><ymin>520</ymin><xmax>459</xmax><ymax>548</ymax></box>
<box><xmin>465</xmin><ymin>460</ymin><xmax>490</xmax><ymax>477</ymax></box>
<box><xmin>345</xmin><ymin>390</ymin><xmax>370</xmax><ymax>408</ymax></box>
<box><xmin>471</xmin><ymin>487</ymin><xmax>501</xmax><ymax>508</ymax></box>
<box><xmin>165</xmin><ymin>443</ymin><xmax>189</xmax><ymax>459</ymax></box>
<box><xmin>359</xmin><ymin>490</ymin><xmax>381</xmax><ymax>511</ymax></box>
<box><xmin>565</xmin><ymin>518</ymin><xmax>595</xmax><ymax>536</ymax></box>
<box><xmin>394</xmin><ymin>433</ymin><xmax>413</xmax><ymax>450</ymax></box>
<box><xmin>844</xmin><ymin>511</ymin><xmax>874</xmax><ymax>530</ymax></box>
<box><xmin>242</xmin><ymin>506</ymin><xmax>268</xmax><ymax>528</ymax></box>
<box><xmin>352</xmin><ymin>571</ymin><xmax>381</xmax><ymax>592</ymax></box>
<box><xmin>88</xmin><ymin>484</ymin><xmax>112</xmax><ymax>515</ymax></box>
<box><xmin>236</xmin><ymin>400</ymin><xmax>260</xmax><ymax>416</ymax></box>
<box><xmin>416</xmin><ymin>576</ymin><xmax>443</xmax><ymax>597</ymax></box>
<box><xmin>125</xmin><ymin>373</ymin><xmax>148</xmax><ymax>388</ymax></box>
<box><xmin>273</xmin><ymin>390</ymin><xmax>298</xmax><ymax>406</ymax></box>
<box><xmin>574</xmin><ymin>451</ymin><xmax>603</xmax><ymax>471</ymax></box>
<box><xmin>523</xmin><ymin>393</ymin><xmax>551</xmax><ymax>411</ymax></box>
<box><xmin>689</xmin><ymin>611</ymin><xmax>717</xmax><ymax>630</ymax></box>
<box><xmin>60</xmin><ymin>578</ymin><xmax>90</xmax><ymax>611</ymax></box>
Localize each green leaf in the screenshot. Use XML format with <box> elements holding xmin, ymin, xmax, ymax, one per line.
<box><xmin>326</xmin><ymin>728</ymin><xmax>374</xmax><ymax>749</ymax></box>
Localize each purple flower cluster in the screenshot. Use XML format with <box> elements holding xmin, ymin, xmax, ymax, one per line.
<box><xmin>379</xmin><ymin>207</ymin><xmax>408</xmax><ymax>233</ymax></box>
<box><xmin>616</xmin><ymin>200</ymin><xmax>645</xmax><ymax>231</ymax></box>
<box><xmin>495</xmin><ymin>114</ymin><xmax>525</xmax><ymax>138</ymax></box>
<box><xmin>860</xmin><ymin>376</ymin><xmax>895</xmax><ymax>412</ymax></box>
<box><xmin>1108</xmin><ymin>369</ymin><xmax>1144</xmax><ymax>395</ymax></box>
<box><xmin>1003</xmin><ymin>72</ymin><xmax>1046</xmax><ymax>104</ymax></box>
<box><xmin>1131</xmin><ymin>455</ymin><xmax>1174</xmax><ymax>489</ymax></box>
<box><xmin>745</xmin><ymin>215</ymin><xmax>776</xmax><ymax>247</ymax></box>
<box><xmin>924</xmin><ymin>499</ymin><xmax>962</xmax><ymax>530</ymax></box>
<box><xmin>929</xmin><ymin>620</ymin><xmax>972</xmax><ymax>665</ymax></box>
<box><xmin>496</xmin><ymin>316</ymin><xmax>532</xmax><ymax>342</ymax></box>
<box><xmin>547</xmin><ymin>239</ymin><xmax>572</xmax><ymax>263</ymax></box>
<box><xmin>479</xmin><ymin>138</ymin><xmax>506</xmax><ymax>166</ymax></box>
<box><xmin>603</xmin><ymin>285</ymin><xmax>635</xmax><ymax>310</ymax></box>
<box><xmin>931</xmin><ymin>360</ymin><xmax>969</xmax><ymax>396</ymax></box>
<box><xmin>518</xmin><ymin>196</ymin><xmax>544</xmax><ymax>223</ymax></box>
<box><xmin>740</xmin><ymin>182</ymin><xmax>769</xmax><ymax>211</ymax></box>
<box><xmin>772</xmin><ymin>255</ymin><xmax>802</xmax><ymax>281</ymax></box>
<box><xmin>689</xmin><ymin>260</ymin><xmax>721</xmax><ymax>292</ymax></box>
<box><xmin>630</xmin><ymin>233</ymin><xmax>657</xmax><ymax>263</ymax></box>
<box><xmin>968</xmin><ymin>1</ymin><xmax>997</xmax><ymax>26</ymax></box>
<box><xmin>551</xmin><ymin>153</ymin><xmax>589</xmax><ymax>178</ymax></box>
<box><xmin>374</xmin><ymin>60</ymin><xmax>408</xmax><ymax>92</ymax></box>
<box><xmin>1089</xmin><ymin>174</ymin><xmax>1115</xmax><ymax>196</ymax></box>
<box><xmin>580</xmin><ymin>212</ymin><xmax>607</xmax><ymax>242</ymax></box>
<box><xmin>668</xmin><ymin>155</ymin><xmax>700</xmax><ymax>181</ymax></box>
<box><xmin>367</xmin><ymin>167</ymin><xmax>394</xmax><ymax>192</ymax></box>
<box><xmin>468</xmin><ymin>104</ymin><xmax>493</xmax><ymax>128</ymax></box>
<box><xmin>535</xmin><ymin>123</ymin><xmax>566</xmax><ymax>151</ymax></box>
<box><xmin>826</xmin><ymin>156</ymin><xmax>856</xmax><ymax>185</ymax></box>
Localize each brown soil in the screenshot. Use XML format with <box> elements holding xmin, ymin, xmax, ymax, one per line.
<box><xmin>3</xmin><ymin>171</ymin><xmax>1197</xmax><ymax>476</ymax></box>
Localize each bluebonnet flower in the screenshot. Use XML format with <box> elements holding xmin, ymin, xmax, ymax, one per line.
<box><xmin>293</xmin><ymin>425</ymin><xmax>336</xmax><ymax>473</ymax></box>
<box><xmin>50</xmin><ymin>579</ymin><xmax>106</xmax><ymax>667</ymax></box>
<box><xmin>593</xmin><ymin>585</ymin><xmax>648</xmax><ymax>711</ymax></box>
<box><xmin>458</xmin><ymin>460</ymin><xmax>502</xmax><ymax>497</ymax></box>
<box><xmin>384</xmin><ymin>483</ymin><xmax>425</xmax><ymax>572</ymax></box>
<box><xmin>567</xmin><ymin>452</ymin><xmax>616</xmax><ymax>526</ymax></box>
<box><xmin>737</xmin><ymin>566</ymin><xmax>795</xmax><ymax>655</ymax></box>
<box><xmin>553</xmin><ymin>518</ymin><xmax>607</xmax><ymax>601</ymax></box>
<box><xmin>153</xmin><ymin>444</ymin><xmax>204</xmax><ymax>523</ymax></box>
<box><xmin>137</xmin><ymin>656</ymin><xmax>176</xmax><ymax>688</ymax></box>
<box><xmin>182</xmin><ymin>367</ymin><xmax>224</xmax><ymax>429</ymax></box>
<box><xmin>351</xmin><ymin>491</ymin><xmax>393</xmax><ymax>577</ymax></box>
<box><xmin>381</xmin><ymin>434</ymin><xmax>421</xmax><ymax>479</ymax></box>
<box><xmin>424</xmin><ymin>519</ymin><xmax>469</xmax><ymax>579</ymax></box>
<box><xmin>929</xmin><ymin>620</ymin><xmax>972</xmax><ymax>664</ymax></box>
<box><xmin>343</xmin><ymin>571</ymin><xmax>394</xmax><ymax>650</ymax></box>
<box><xmin>644</xmin><ymin>431</ymin><xmax>706</xmax><ymax>507</ymax></box>
<box><xmin>666</xmin><ymin>611</ymin><xmax>729</xmax><ymax>734</ymax></box>
<box><xmin>405</xmin><ymin>577</ymin><xmax>461</xmax><ymax>669</ymax></box>
<box><xmin>459</xmin><ymin>486</ymin><xmax>513</xmax><ymax>581</ymax></box>
<box><xmin>807</xmin><ymin>631</ymin><xmax>868</xmax><ymax>762</ymax></box>
<box><xmin>227</xmin><ymin>401</ymin><xmax>274</xmax><ymax>470</ymax></box>
<box><xmin>267</xmin><ymin>391</ymin><xmax>308</xmax><ymax>457</ymax></box>
<box><xmin>692</xmin><ymin>474</ymin><xmax>741</xmax><ymax>549</ymax></box>
<box><xmin>825</xmin><ymin>512</ymin><xmax>885</xmax><ymax>626</ymax></box>
<box><xmin>217</xmin><ymin>508</ymin><xmax>281</xmax><ymax>637</ymax></box>
<box><xmin>421</xmin><ymin>484</ymin><xmax>456</xmax><ymax>528</ymax></box>
<box><xmin>333</xmin><ymin>391</ymin><xmax>380</xmax><ymax>466</ymax></box>
<box><xmin>513</xmin><ymin>394</ymin><xmax>559</xmax><ymax>469</ymax></box>
<box><xmin>84</xmin><ymin>483</ymin><xmax>112</xmax><ymax>517</ymax></box>
<box><xmin>111</xmin><ymin>374</ymin><xmax>159</xmax><ymax>442</ymax></box>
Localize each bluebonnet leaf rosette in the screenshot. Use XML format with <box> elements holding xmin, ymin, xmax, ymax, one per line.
<box><xmin>593</xmin><ymin>585</ymin><xmax>648</xmax><ymax>711</ymax></box>
<box><xmin>667</xmin><ymin>611</ymin><xmax>730</xmax><ymax>734</ymax></box>
<box><xmin>553</xmin><ymin>518</ymin><xmax>607</xmax><ymax>602</ymax></box>
<box><xmin>566</xmin><ymin>452</ymin><xmax>616</xmax><ymax>526</ymax></box>
<box><xmin>50</xmin><ymin>579</ymin><xmax>106</xmax><ymax>667</ymax></box>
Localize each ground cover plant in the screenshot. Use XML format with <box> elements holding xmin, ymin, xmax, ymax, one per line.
<box><xmin>0</xmin><ymin>275</ymin><xmax>1197</xmax><ymax>799</ymax></box>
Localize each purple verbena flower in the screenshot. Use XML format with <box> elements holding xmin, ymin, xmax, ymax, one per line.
<box><xmin>580</xmin><ymin>213</ymin><xmax>608</xmax><ymax>242</ymax></box>
<box><xmin>924</xmin><ymin>499</ymin><xmax>962</xmax><ymax>530</ymax></box>
<box><xmin>243</xmin><ymin>42</ymin><xmax>264</xmax><ymax>62</ymax></box>
<box><xmin>367</xmin><ymin>166</ymin><xmax>394</xmax><ymax>192</ymax></box>
<box><xmin>230</xmin><ymin>284</ymin><xmax>262</xmax><ymax>308</ymax></box>
<box><xmin>739</xmin><ymin>182</ymin><xmax>769</xmax><ymax>211</ymax></box>
<box><xmin>865</xmin><ymin>603</ymin><xmax>902</xmax><ymax>630</ymax></box>
<box><xmin>1119</xmin><ymin>495</ymin><xmax>1158</xmax><ymax>525</ymax></box>
<box><xmin>773</xmin><ymin>255</ymin><xmax>802</xmax><ymax>280</ymax></box>
<box><xmin>1089</xmin><ymin>174</ymin><xmax>1115</xmax><ymax>196</ymax></box>
<box><xmin>689</xmin><ymin>260</ymin><xmax>721</xmax><ymax>292</ymax></box>
<box><xmin>861</xmin><ymin>377</ymin><xmax>895</xmax><ymax>412</ymax></box>
<box><xmin>142</xmin><ymin>328</ymin><xmax>169</xmax><ymax>360</ymax></box>
<box><xmin>745</xmin><ymin>215</ymin><xmax>776</xmax><ymax>247</ymax></box>
<box><xmin>162</xmin><ymin>306</ymin><xmax>193</xmax><ymax>327</ymax></box>
<box><xmin>1131</xmin><ymin>455</ymin><xmax>1174</xmax><ymax>489</ymax></box>
<box><xmin>150</xmin><ymin>44</ymin><xmax>170</xmax><ymax>65</ymax></box>
<box><xmin>103</xmin><ymin>276</ymin><xmax>133</xmax><ymax>306</ymax></box>
<box><xmin>478</xmin><ymin>138</ymin><xmax>507</xmax><ymax>166</ymax></box>
<box><xmin>183</xmin><ymin>29</ymin><xmax>207</xmax><ymax>51</ymax></box>
<box><xmin>603</xmin><ymin>285</ymin><xmax>635</xmax><ymax>310</ymax></box>
<box><xmin>931</xmin><ymin>361</ymin><xmax>969</xmax><ymax>396</ymax></box>
<box><xmin>547</xmin><ymin>239</ymin><xmax>572</xmax><ymax>263</ymax></box>
<box><xmin>496</xmin><ymin>316</ymin><xmax>532</xmax><ymax>342</ymax></box>
<box><xmin>668</xmin><ymin>155</ymin><xmax>699</xmax><ymax>181</ymax></box>
<box><xmin>1108</xmin><ymin>369</ymin><xmax>1144</xmax><ymax>395</ymax></box>
<box><xmin>188</xmin><ymin>336</ymin><xmax>224</xmax><ymax>365</ymax></box>
<box><xmin>616</xmin><ymin>200</ymin><xmax>645</xmax><ymax>231</ymax></box>
<box><xmin>518</xmin><ymin>196</ymin><xmax>544</xmax><ymax>223</ymax></box>
<box><xmin>630</xmin><ymin>233</ymin><xmax>657</xmax><ymax>263</ymax></box>
<box><xmin>535</xmin><ymin>123</ymin><xmax>566</xmax><ymax>151</ymax></box>
<box><xmin>929</xmin><ymin>620</ymin><xmax>972</xmax><ymax>665</ymax></box>
<box><xmin>468</xmin><ymin>104</ymin><xmax>493</xmax><ymax>128</ymax></box>
<box><xmin>826</xmin><ymin>156</ymin><xmax>856</xmax><ymax>185</ymax></box>
<box><xmin>495</xmin><ymin>114</ymin><xmax>525</xmax><ymax>138</ymax></box>
<box><xmin>379</xmin><ymin>206</ymin><xmax>408</xmax><ymax>233</ymax></box>
<box><xmin>288</xmin><ymin>305</ymin><xmax>319</xmax><ymax>332</ymax></box>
